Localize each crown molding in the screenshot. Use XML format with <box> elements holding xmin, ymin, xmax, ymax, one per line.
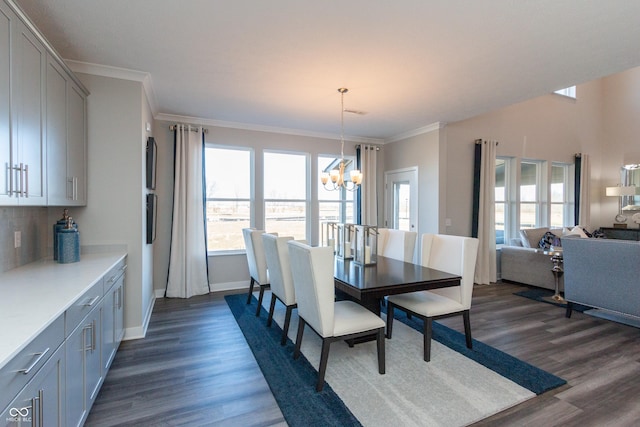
<box><xmin>65</xmin><ymin>60</ymin><xmax>158</xmax><ymax>115</ymax></box>
<box><xmin>385</xmin><ymin>122</ymin><xmax>447</xmax><ymax>143</ymax></box>
<box><xmin>155</xmin><ymin>113</ymin><xmax>384</xmax><ymax>144</ymax></box>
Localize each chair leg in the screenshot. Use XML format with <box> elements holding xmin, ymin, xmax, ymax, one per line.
<box><xmin>281</xmin><ymin>305</ymin><xmax>293</xmax><ymax>346</ymax></box>
<box><xmin>267</xmin><ymin>294</ymin><xmax>277</xmax><ymax>327</ymax></box>
<box><xmin>423</xmin><ymin>317</ymin><xmax>433</xmax><ymax>362</ymax></box>
<box><xmin>377</xmin><ymin>328</ymin><xmax>386</xmax><ymax>375</ymax></box>
<box><xmin>386</xmin><ymin>303</ymin><xmax>395</xmax><ymax>339</ymax></box>
<box><xmin>316</xmin><ymin>338</ymin><xmax>331</xmax><ymax>392</ymax></box>
<box><xmin>246</xmin><ymin>277</ymin><xmax>255</xmax><ymax>304</ymax></box>
<box><xmin>462</xmin><ymin>310</ymin><xmax>473</xmax><ymax>349</ymax></box>
<box><xmin>256</xmin><ymin>284</ymin><xmax>267</xmax><ymax>317</ymax></box>
<box><xmin>293</xmin><ymin>318</ymin><xmax>305</xmax><ymax>359</ymax></box>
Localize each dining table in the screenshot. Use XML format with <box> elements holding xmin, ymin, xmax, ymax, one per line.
<box><xmin>333</xmin><ymin>255</ymin><xmax>461</xmax><ymax>316</ymax></box>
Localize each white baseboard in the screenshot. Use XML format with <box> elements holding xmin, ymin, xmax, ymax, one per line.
<box><xmin>123</xmin><ymin>294</ymin><xmax>156</xmax><ymax>341</ymax></box>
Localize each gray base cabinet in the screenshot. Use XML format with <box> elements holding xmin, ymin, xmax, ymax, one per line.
<box><xmin>0</xmin><ymin>255</ymin><xmax>127</xmax><ymax>427</ymax></box>
<box><xmin>1</xmin><ymin>345</ymin><xmax>65</xmax><ymax>427</ymax></box>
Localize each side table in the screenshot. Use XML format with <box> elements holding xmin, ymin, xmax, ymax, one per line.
<box><xmin>543</xmin><ymin>247</ymin><xmax>564</xmax><ymax>302</ymax></box>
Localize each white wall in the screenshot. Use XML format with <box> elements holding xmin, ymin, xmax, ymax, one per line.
<box><xmin>62</xmin><ymin>73</ymin><xmax>153</xmax><ymax>339</ymax></box>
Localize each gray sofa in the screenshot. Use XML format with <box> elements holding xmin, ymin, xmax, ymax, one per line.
<box><xmin>500</xmin><ymin>227</ymin><xmax>564</xmax><ymax>290</ymax></box>
<box><xmin>563</xmin><ymin>236</ymin><xmax>640</xmax><ymax>319</ymax></box>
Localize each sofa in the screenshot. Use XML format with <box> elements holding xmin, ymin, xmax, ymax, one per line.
<box><xmin>563</xmin><ymin>236</ymin><xmax>640</xmax><ymax>320</ymax></box>
<box><xmin>500</xmin><ymin>227</ymin><xmax>566</xmax><ymax>290</ymax></box>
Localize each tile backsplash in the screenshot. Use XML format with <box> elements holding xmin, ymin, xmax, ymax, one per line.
<box><xmin>0</xmin><ymin>207</ymin><xmax>49</xmax><ymax>273</ymax></box>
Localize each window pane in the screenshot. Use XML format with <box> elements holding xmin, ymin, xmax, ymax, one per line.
<box><xmin>495</xmin><ymin>202</ymin><xmax>505</xmax><ymax>244</ymax></box>
<box><xmin>551</xmin><ymin>165</ymin><xmax>564</xmax><ymax>203</ymax></box>
<box><xmin>264</xmin><ymin>152</ymin><xmax>306</xmax><ymax>199</ymax></box>
<box><xmin>394</xmin><ymin>182</ymin><xmax>411</xmax><ymax>231</ymax></box>
<box><xmin>520</xmin><ymin>203</ymin><xmax>537</xmax><ymax>228</ymax></box>
<box><xmin>520</xmin><ymin>162</ymin><xmax>538</xmax><ymax>202</ymax></box>
<box><xmin>206</xmin><ymin>201</ymin><xmax>250</xmax><ymax>250</ymax></box>
<box><xmin>495</xmin><ymin>159</ymin><xmax>505</xmax><ymax>202</ymax></box>
<box><xmin>550</xmin><ymin>204</ymin><xmax>564</xmax><ymax>228</ymax></box>
<box><xmin>205</xmin><ymin>148</ymin><xmax>251</xmax><ymax>199</ymax></box>
<box><xmin>265</xmin><ymin>201</ymin><xmax>306</xmax><ymax>239</ymax></box>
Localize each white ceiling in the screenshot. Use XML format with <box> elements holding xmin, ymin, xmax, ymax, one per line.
<box><xmin>14</xmin><ymin>0</ymin><xmax>640</xmax><ymax>141</ymax></box>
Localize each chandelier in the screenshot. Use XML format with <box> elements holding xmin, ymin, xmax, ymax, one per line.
<box><xmin>320</xmin><ymin>88</ymin><xmax>363</xmax><ymax>191</ymax></box>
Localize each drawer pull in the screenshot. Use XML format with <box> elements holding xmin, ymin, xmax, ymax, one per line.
<box><xmin>19</xmin><ymin>348</ymin><xmax>50</xmax><ymax>375</ymax></box>
<box><xmin>84</xmin><ymin>296</ymin><xmax>101</xmax><ymax>307</ymax></box>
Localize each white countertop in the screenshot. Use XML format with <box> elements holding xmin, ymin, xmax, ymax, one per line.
<box><xmin>0</xmin><ymin>251</ymin><xmax>127</xmax><ymax>370</ymax></box>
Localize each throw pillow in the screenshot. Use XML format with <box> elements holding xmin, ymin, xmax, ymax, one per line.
<box><xmin>538</xmin><ymin>231</ymin><xmax>561</xmax><ymax>249</ymax></box>
<box><xmin>570</xmin><ymin>226</ymin><xmax>589</xmax><ymax>238</ymax></box>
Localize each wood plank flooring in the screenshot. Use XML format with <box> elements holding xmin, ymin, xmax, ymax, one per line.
<box><xmin>86</xmin><ymin>283</ymin><xmax>640</xmax><ymax>426</ymax></box>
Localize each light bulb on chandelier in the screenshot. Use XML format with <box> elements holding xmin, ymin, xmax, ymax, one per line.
<box><xmin>320</xmin><ymin>88</ymin><xmax>362</xmax><ymax>191</ymax></box>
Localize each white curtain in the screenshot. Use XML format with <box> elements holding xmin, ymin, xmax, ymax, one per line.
<box><xmin>166</xmin><ymin>125</ymin><xmax>210</xmax><ymax>298</ymax></box>
<box><xmin>475</xmin><ymin>140</ymin><xmax>497</xmax><ymax>285</ymax></box>
<box><xmin>578</xmin><ymin>153</ymin><xmax>591</xmax><ymax>228</ymax></box>
<box><xmin>360</xmin><ymin>145</ymin><xmax>378</xmax><ymax>225</ymax></box>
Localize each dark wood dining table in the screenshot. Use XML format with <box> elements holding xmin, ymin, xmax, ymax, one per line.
<box><xmin>334</xmin><ymin>255</ymin><xmax>461</xmax><ymax>315</ymax></box>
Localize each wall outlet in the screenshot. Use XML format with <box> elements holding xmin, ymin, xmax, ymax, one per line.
<box><xmin>14</xmin><ymin>231</ymin><xmax>21</xmax><ymax>248</ymax></box>
<box><xmin>445</xmin><ymin>218</ymin><xmax>452</xmax><ymax>227</ymax></box>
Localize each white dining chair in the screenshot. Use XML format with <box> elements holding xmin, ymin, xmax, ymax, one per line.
<box><xmin>242</xmin><ymin>228</ymin><xmax>273</xmax><ymax>316</ymax></box>
<box><xmin>378</xmin><ymin>228</ymin><xmax>417</xmax><ymax>263</ymax></box>
<box><xmin>287</xmin><ymin>240</ymin><xmax>386</xmax><ymax>392</ymax></box>
<box><xmin>262</xmin><ymin>234</ymin><xmax>297</xmax><ymax>345</ymax></box>
<box><xmin>386</xmin><ymin>233</ymin><xmax>479</xmax><ymax>361</ymax></box>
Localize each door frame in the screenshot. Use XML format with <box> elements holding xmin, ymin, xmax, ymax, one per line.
<box><xmin>384</xmin><ymin>167</ymin><xmax>418</xmax><ymax>232</ymax></box>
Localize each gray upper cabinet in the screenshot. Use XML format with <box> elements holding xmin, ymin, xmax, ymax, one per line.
<box><xmin>1</xmin><ymin>0</ymin><xmax>88</xmax><ymax>207</ymax></box>
<box><xmin>47</xmin><ymin>55</ymin><xmax>87</xmax><ymax>206</ymax></box>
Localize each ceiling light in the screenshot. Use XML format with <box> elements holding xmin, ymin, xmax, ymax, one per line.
<box><xmin>320</xmin><ymin>88</ymin><xmax>362</xmax><ymax>192</ymax></box>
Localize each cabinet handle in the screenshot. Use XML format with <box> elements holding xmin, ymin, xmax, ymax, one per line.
<box><xmin>18</xmin><ymin>163</ymin><xmax>24</xmax><ymax>196</ymax></box>
<box><xmin>84</xmin><ymin>295</ymin><xmax>100</xmax><ymax>307</ymax></box>
<box><xmin>37</xmin><ymin>389</ymin><xmax>43</xmax><ymax>427</ymax></box>
<box><xmin>73</xmin><ymin>176</ymin><xmax>78</xmax><ymax>200</ymax></box>
<box><xmin>7</xmin><ymin>164</ymin><xmax>13</xmax><ymax>196</ymax></box>
<box><xmin>30</xmin><ymin>396</ymin><xmax>37</xmax><ymax>427</ymax></box>
<box><xmin>18</xmin><ymin>348</ymin><xmax>50</xmax><ymax>375</ymax></box>
<box><xmin>119</xmin><ymin>286</ymin><xmax>123</xmax><ymax>309</ymax></box>
<box><xmin>24</xmin><ymin>164</ymin><xmax>28</xmax><ymax>197</ymax></box>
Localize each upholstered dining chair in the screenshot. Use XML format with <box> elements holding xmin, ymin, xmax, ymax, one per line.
<box><xmin>287</xmin><ymin>240</ymin><xmax>386</xmax><ymax>392</ymax></box>
<box><xmin>386</xmin><ymin>233</ymin><xmax>479</xmax><ymax>362</ymax></box>
<box><xmin>262</xmin><ymin>233</ymin><xmax>297</xmax><ymax>345</ymax></box>
<box><xmin>242</xmin><ymin>228</ymin><xmax>273</xmax><ymax>316</ymax></box>
<box><xmin>378</xmin><ymin>228</ymin><xmax>417</xmax><ymax>263</ymax></box>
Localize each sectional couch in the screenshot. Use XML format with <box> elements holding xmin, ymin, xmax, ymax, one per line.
<box><xmin>563</xmin><ymin>236</ymin><xmax>640</xmax><ymax>320</ymax></box>
<box><xmin>500</xmin><ymin>227</ymin><xmax>566</xmax><ymax>290</ymax></box>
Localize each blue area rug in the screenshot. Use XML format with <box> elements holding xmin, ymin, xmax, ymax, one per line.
<box><xmin>226</xmin><ymin>293</ymin><xmax>566</xmax><ymax>427</ymax></box>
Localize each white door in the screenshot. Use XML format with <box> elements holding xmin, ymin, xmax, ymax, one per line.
<box><xmin>385</xmin><ymin>168</ymin><xmax>418</xmax><ymax>232</ymax></box>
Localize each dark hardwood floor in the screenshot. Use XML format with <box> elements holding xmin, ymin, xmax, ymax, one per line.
<box><xmin>86</xmin><ymin>283</ymin><xmax>640</xmax><ymax>426</ymax></box>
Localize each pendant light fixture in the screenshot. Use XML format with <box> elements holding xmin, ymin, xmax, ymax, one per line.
<box><xmin>320</xmin><ymin>88</ymin><xmax>362</xmax><ymax>191</ymax></box>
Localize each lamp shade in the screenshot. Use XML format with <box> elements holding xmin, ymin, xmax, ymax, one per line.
<box><xmin>606</xmin><ymin>186</ymin><xmax>638</xmax><ymax>196</ymax></box>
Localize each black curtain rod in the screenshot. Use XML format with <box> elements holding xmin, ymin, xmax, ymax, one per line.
<box><xmin>169</xmin><ymin>124</ymin><xmax>208</xmax><ymax>134</ymax></box>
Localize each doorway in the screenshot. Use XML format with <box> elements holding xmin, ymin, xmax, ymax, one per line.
<box><xmin>384</xmin><ymin>167</ymin><xmax>418</xmax><ymax>232</ymax></box>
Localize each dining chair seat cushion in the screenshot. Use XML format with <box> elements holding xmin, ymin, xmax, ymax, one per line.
<box><xmin>332</xmin><ymin>301</ymin><xmax>386</xmax><ymax>337</ymax></box>
<box><xmin>387</xmin><ymin>291</ymin><xmax>465</xmax><ymax>318</ymax></box>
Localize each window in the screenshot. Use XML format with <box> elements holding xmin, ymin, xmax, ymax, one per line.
<box><xmin>317</xmin><ymin>156</ymin><xmax>356</xmax><ymax>238</ymax></box>
<box><xmin>495</xmin><ymin>158</ymin><xmax>507</xmax><ymax>245</ymax></box>
<box><xmin>520</xmin><ymin>161</ymin><xmax>541</xmax><ymax>229</ymax></box>
<box><xmin>204</xmin><ymin>147</ymin><xmax>252</xmax><ymax>251</ymax></box>
<box><xmin>554</xmin><ymin>86</ymin><xmax>576</xmax><ymax>99</ymax></box>
<box><xmin>264</xmin><ymin>151</ymin><xmax>307</xmax><ymax>240</ymax></box>
<box><xmin>550</xmin><ymin>163</ymin><xmax>573</xmax><ymax>227</ymax></box>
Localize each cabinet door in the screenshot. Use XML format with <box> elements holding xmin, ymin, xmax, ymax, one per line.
<box><xmin>13</xmin><ymin>18</ymin><xmax>46</xmax><ymax>205</ymax></box>
<box><xmin>46</xmin><ymin>55</ymin><xmax>68</xmax><ymax>205</ymax></box>
<box><xmin>66</xmin><ymin>307</ymin><xmax>103</xmax><ymax>427</ymax></box>
<box><xmin>0</xmin><ymin>344</ymin><xmax>64</xmax><ymax>427</ymax></box>
<box><xmin>0</xmin><ymin>2</ymin><xmax>15</xmax><ymax>204</ymax></box>
<box><xmin>103</xmin><ymin>274</ymin><xmax>125</xmax><ymax>371</ymax></box>
<box><xmin>66</xmin><ymin>82</ymin><xmax>86</xmax><ymax>205</ymax></box>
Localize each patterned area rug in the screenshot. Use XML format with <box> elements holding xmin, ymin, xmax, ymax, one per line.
<box><xmin>226</xmin><ymin>292</ymin><xmax>566</xmax><ymax>427</ymax></box>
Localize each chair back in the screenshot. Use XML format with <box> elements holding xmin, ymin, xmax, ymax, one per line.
<box><xmin>379</xmin><ymin>228</ymin><xmax>417</xmax><ymax>262</ymax></box>
<box><xmin>262</xmin><ymin>234</ymin><xmax>296</xmax><ymax>306</ymax></box>
<box><xmin>242</xmin><ymin>228</ymin><xmax>270</xmax><ymax>284</ymax></box>
<box><xmin>287</xmin><ymin>241</ymin><xmax>335</xmax><ymax>337</ymax></box>
<box><xmin>420</xmin><ymin>233</ymin><xmax>479</xmax><ymax>309</ymax></box>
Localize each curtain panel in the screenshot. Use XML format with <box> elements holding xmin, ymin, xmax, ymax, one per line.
<box><xmin>359</xmin><ymin>145</ymin><xmax>379</xmax><ymax>226</ymax></box>
<box><xmin>473</xmin><ymin>139</ymin><xmax>497</xmax><ymax>285</ymax></box>
<box><xmin>166</xmin><ymin>125</ymin><xmax>210</xmax><ymax>298</ymax></box>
